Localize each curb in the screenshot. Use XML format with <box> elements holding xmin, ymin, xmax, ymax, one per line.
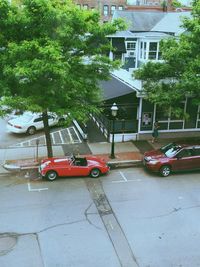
<box><xmin>108</xmin><ymin>160</ymin><xmax>142</xmax><ymax>169</ymax></box>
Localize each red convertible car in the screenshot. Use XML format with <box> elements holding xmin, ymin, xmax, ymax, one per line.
<box><xmin>39</xmin><ymin>155</ymin><xmax>110</xmax><ymax>181</ymax></box>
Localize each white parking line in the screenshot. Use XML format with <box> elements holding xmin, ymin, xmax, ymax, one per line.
<box><xmin>119</xmin><ymin>171</ymin><xmax>128</xmax><ymax>181</ymax></box>
<box><xmin>71</xmin><ymin>126</ymin><xmax>82</xmax><ymax>143</ymax></box>
<box><xmin>67</xmin><ymin>127</ymin><xmax>73</xmax><ymax>143</ymax></box>
<box><xmin>27</xmin><ymin>182</ymin><xmax>48</xmax><ymax>192</ymax></box>
<box><xmin>59</xmin><ymin>130</ymin><xmax>65</xmax><ymax>144</ymax></box>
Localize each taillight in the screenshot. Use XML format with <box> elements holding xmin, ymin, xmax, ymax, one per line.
<box><xmin>14</xmin><ymin>125</ymin><xmax>22</xmax><ymax>129</ymax></box>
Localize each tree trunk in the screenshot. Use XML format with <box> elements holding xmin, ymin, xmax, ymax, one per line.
<box><xmin>43</xmin><ymin>110</ymin><xmax>53</xmax><ymax>158</ymax></box>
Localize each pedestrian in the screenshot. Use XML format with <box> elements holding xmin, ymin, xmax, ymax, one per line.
<box><xmin>152</xmin><ymin>120</ymin><xmax>159</xmax><ymax>143</ymax></box>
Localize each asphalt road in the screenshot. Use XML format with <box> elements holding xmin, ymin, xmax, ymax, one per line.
<box><xmin>0</xmin><ymin>167</ymin><xmax>200</xmax><ymax>267</ymax></box>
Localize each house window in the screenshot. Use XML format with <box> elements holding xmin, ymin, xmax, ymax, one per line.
<box><xmin>140</xmin><ymin>42</ymin><xmax>147</xmax><ymax>59</ymax></box>
<box><xmin>126</xmin><ymin>42</ymin><xmax>136</xmax><ymax>50</ymax></box>
<box><xmin>83</xmin><ymin>4</ymin><xmax>88</xmax><ymax>9</ymax></box>
<box><xmin>118</xmin><ymin>5</ymin><xmax>124</xmax><ymax>10</ymax></box>
<box><xmin>148</xmin><ymin>42</ymin><xmax>158</xmax><ymax>60</ymax></box>
<box><xmin>77</xmin><ymin>4</ymin><xmax>81</xmax><ymax>9</ymax></box>
<box><xmin>111</xmin><ymin>5</ymin><xmax>116</xmax><ymax>15</ymax></box>
<box><xmin>103</xmin><ymin>5</ymin><xmax>109</xmax><ymax>16</ymax></box>
<box><xmin>140</xmin><ymin>41</ymin><xmax>161</xmax><ymax>60</ymax></box>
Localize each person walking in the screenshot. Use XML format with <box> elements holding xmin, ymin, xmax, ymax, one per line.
<box><xmin>152</xmin><ymin>120</ymin><xmax>159</xmax><ymax>143</ymax></box>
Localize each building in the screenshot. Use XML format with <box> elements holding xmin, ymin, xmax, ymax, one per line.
<box><xmin>73</xmin><ymin>0</ymin><xmax>181</xmax><ymax>22</ymax></box>
<box><xmin>74</xmin><ymin>0</ymin><xmax>126</xmax><ymax>22</ymax></box>
<box><xmin>93</xmin><ymin>10</ymin><xmax>200</xmax><ymax>141</ymax></box>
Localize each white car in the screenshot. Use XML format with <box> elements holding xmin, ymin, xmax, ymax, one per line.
<box><xmin>7</xmin><ymin>112</ymin><xmax>64</xmax><ymax>135</ymax></box>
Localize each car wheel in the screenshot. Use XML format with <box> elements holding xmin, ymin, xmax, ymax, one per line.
<box><xmin>27</xmin><ymin>126</ymin><xmax>36</xmax><ymax>135</ymax></box>
<box><xmin>90</xmin><ymin>168</ymin><xmax>100</xmax><ymax>178</ymax></box>
<box><xmin>46</xmin><ymin>170</ymin><xmax>58</xmax><ymax>181</ymax></box>
<box><xmin>159</xmin><ymin>165</ymin><xmax>171</xmax><ymax>177</ymax></box>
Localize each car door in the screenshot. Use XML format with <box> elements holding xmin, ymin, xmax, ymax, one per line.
<box><xmin>33</xmin><ymin>115</ymin><xmax>44</xmax><ymax>130</ymax></box>
<box><xmin>191</xmin><ymin>147</ymin><xmax>200</xmax><ymax>170</ymax></box>
<box><xmin>69</xmin><ymin>159</ymin><xmax>89</xmax><ymax>176</ymax></box>
<box><xmin>48</xmin><ymin>114</ymin><xmax>58</xmax><ymax>127</ymax></box>
<box><xmin>172</xmin><ymin>148</ymin><xmax>195</xmax><ymax>171</ymax></box>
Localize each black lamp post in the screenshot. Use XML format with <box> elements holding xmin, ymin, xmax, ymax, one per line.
<box><xmin>36</xmin><ymin>139</ymin><xmax>40</xmax><ymax>162</ymax></box>
<box><xmin>110</xmin><ymin>103</ymin><xmax>118</xmax><ymax>159</ymax></box>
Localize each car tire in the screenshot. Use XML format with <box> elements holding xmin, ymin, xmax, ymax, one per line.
<box><xmin>159</xmin><ymin>165</ymin><xmax>171</xmax><ymax>177</ymax></box>
<box><xmin>46</xmin><ymin>170</ymin><xmax>58</xmax><ymax>181</ymax></box>
<box><xmin>90</xmin><ymin>168</ymin><xmax>100</xmax><ymax>178</ymax></box>
<box><xmin>27</xmin><ymin>126</ymin><xmax>36</xmax><ymax>135</ymax></box>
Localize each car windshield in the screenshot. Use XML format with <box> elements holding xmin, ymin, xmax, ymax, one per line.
<box><xmin>18</xmin><ymin>113</ymin><xmax>34</xmax><ymax>123</ymax></box>
<box><xmin>164</xmin><ymin>145</ymin><xmax>182</xmax><ymax>158</ymax></box>
<box><xmin>160</xmin><ymin>143</ymin><xmax>177</xmax><ymax>153</ymax></box>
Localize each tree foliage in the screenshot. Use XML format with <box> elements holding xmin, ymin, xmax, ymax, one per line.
<box><xmin>0</xmin><ymin>0</ymin><xmax>125</xmax><ymax>157</ymax></box>
<box><xmin>134</xmin><ymin>0</ymin><xmax>200</xmax><ymax>117</ymax></box>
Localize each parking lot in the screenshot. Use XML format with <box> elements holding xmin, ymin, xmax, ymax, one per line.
<box><xmin>9</xmin><ymin>126</ymin><xmax>82</xmax><ymax>147</ymax></box>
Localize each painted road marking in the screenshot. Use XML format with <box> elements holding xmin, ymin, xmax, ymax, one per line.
<box><xmin>111</xmin><ymin>171</ymin><xmax>142</xmax><ymax>183</ymax></box>
<box><xmin>119</xmin><ymin>171</ymin><xmax>128</xmax><ymax>182</ymax></box>
<box><xmin>111</xmin><ymin>180</ymin><xmax>141</xmax><ymax>183</ymax></box>
<box><xmin>27</xmin><ymin>182</ymin><xmax>48</xmax><ymax>192</ymax></box>
<box><xmin>9</xmin><ymin>126</ymin><xmax>82</xmax><ymax>147</ymax></box>
<box><xmin>108</xmin><ymin>220</ymin><xmax>114</xmax><ymax>230</ymax></box>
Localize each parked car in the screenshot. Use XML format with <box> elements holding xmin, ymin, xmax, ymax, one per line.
<box><xmin>143</xmin><ymin>143</ymin><xmax>200</xmax><ymax>177</ymax></box>
<box><xmin>39</xmin><ymin>155</ymin><xmax>110</xmax><ymax>181</ymax></box>
<box><xmin>7</xmin><ymin>111</ymin><xmax>65</xmax><ymax>135</ymax></box>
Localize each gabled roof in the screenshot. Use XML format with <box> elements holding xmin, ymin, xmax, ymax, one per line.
<box><xmin>151</xmin><ymin>12</ymin><xmax>191</xmax><ymax>35</ymax></box>
<box><xmin>113</xmin><ymin>10</ymin><xmax>191</xmax><ymax>35</ymax></box>
<box><xmin>113</xmin><ymin>11</ymin><xmax>165</xmax><ymax>32</ymax></box>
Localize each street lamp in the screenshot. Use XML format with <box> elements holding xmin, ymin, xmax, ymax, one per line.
<box><xmin>110</xmin><ymin>103</ymin><xmax>118</xmax><ymax>159</ymax></box>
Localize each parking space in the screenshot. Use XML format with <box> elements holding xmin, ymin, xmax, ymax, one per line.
<box><xmin>9</xmin><ymin>126</ymin><xmax>82</xmax><ymax>147</ymax></box>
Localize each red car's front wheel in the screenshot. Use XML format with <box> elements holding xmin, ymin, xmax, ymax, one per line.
<box><xmin>90</xmin><ymin>168</ymin><xmax>100</xmax><ymax>178</ymax></box>
<box><xmin>46</xmin><ymin>170</ymin><xmax>58</xmax><ymax>181</ymax></box>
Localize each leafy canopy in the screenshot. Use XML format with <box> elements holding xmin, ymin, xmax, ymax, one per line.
<box><xmin>134</xmin><ymin>0</ymin><xmax>200</xmax><ymax>117</ymax></box>
<box><xmin>0</xmin><ymin>0</ymin><xmax>125</xmax><ymax>120</ymax></box>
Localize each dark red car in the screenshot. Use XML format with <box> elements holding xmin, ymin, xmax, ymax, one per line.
<box><xmin>143</xmin><ymin>143</ymin><xmax>200</xmax><ymax>177</ymax></box>
<box><xmin>39</xmin><ymin>155</ymin><xmax>110</xmax><ymax>181</ymax></box>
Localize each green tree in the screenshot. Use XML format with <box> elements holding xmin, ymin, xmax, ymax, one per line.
<box><xmin>134</xmin><ymin>0</ymin><xmax>200</xmax><ymax>118</ymax></box>
<box><xmin>0</xmin><ymin>0</ymin><xmax>125</xmax><ymax>157</ymax></box>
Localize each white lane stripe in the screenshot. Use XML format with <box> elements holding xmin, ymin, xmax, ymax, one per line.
<box><xmin>71</xmin><ymin>126</ymin><xmax>82</xmax><ymax>143</ymax></box>
<box><xmin>119</xmin><ymin>171</ymin><xmax>128</xmax><ymax>182</ymax></box>
<box><xmin>28</xmin><ymin>182</ymin><xmax>48</xmax><ymax>192</ymax></box>
<box><xmin>67</xmin><ymin>128</ymin><xmax>73</xmax><ymax>143</ymax></box>
<box><xmin>51</xmin><ymin>133</ymin><xmax>55</xmax><ymax>144</ymax></box>
<box><xmin>111</xmin><ymin>179</ymin><xmax>142</xmax><ymax>183</ymax></box>
<box><xmin>59</xmin><ymin>130</ymin><xmax>65</xmax><ymax>144</ymax></box>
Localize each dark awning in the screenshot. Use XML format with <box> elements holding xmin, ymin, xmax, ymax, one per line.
<box><xmin>112</xmin><ymin>38</ymin><xmax>126</xmax><ymax>53</ymax></box>
<box><xmin>99</xmin><ymin>76</ymin><xmax>135</xmax><ymax>100</ymax></box>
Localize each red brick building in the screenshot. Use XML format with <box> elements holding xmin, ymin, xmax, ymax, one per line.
<box><xmin>73</xmin><ymin>0</ymin><xmax>179</xmax><ymax>22</ymax></box>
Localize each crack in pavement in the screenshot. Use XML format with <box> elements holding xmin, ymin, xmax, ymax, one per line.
<box><xmin>84</xmin><ymin>202</ymin><xmax>102</xmax><ymax>230</ymax></box>
<box><xmin>135</xmin><ymin>204</ymin><xmax>200</xmax><ymax>219</ymax></box>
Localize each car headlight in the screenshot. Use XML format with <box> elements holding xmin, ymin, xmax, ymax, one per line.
<box><xmin>144</xmin><ymin>156</ymin><xmax>152</xmax><ymax>161</ymax></box>
<box><xmin>149</xmin><ymin>159</ymin><xmax>159</xmax><ymax>165</ymax></box>
<box><xmin>40</xmin><ymin>161</ymin><xmax>51</xmax><ymax>170</ymax></box>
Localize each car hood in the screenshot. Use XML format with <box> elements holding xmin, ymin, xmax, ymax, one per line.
<box><xmin>86</xmin><ymin>156</ymin><xmax>106</xmax><ymax>165</ymax></box>
<box><xmin>41</xmin><ymin>157</ymin><xmax>68</xmax><ymax>164</ymax></box>
<box><xmin>144</xmin><ymin>149</ymin><xmax>165</xmax><ymax>159</ymax></box>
